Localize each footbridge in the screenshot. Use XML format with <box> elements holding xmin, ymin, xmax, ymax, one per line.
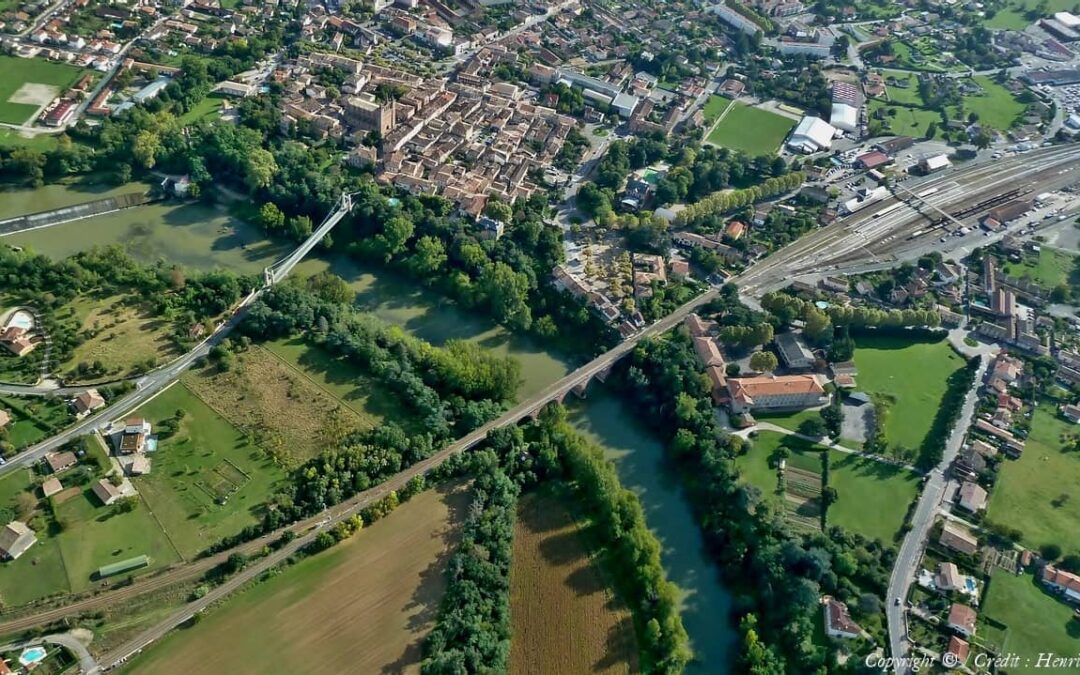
<box><xmin>264</xmin><ymin>192</ymin><xmax>354</xmax><ymax>286</ymax></box>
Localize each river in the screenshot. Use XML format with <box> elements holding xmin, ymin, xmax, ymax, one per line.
<box><xmin>2</xmin><ymin>182</ymin><xmax>739</xmax><ymax>665</ymax></box>
<box><xmin>570</xmin><ymin>389</ymin><xmax>736</xmax><ymax>674</ymax></box>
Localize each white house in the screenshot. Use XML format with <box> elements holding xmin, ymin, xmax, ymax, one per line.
<box><xmin>0</xmin><ymin>521</ymin><xmax>36</xmax><ymax>560</ymax></box>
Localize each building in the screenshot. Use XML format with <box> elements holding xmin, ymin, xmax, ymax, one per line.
<box><xmin>855</xmin><ymin>151</ymin><xmax>890</xmax><ymax>170</ymax></box>
<box><xmin>727</xmin><ymin>374</ymin><xmax>828</xmax><ymax>414</ymax></box>
<box><xmin>40</xmin><ymin>477</ymin><xmax>63</xmax><ymax>498</ymax></box>
<box><xmin>92</xmin><ymin>479</ymin><xmax>124</xmax><ymax>506</ymax></box>
<box><xmin>1042</xmin><ymin>565</ymin><xmax>1080</xmax><ymax>603</ymax></box>
<box><xmin>774</xmin><ymin>331</ymin><xmax>815</xmax><ymax>370</ymax></box>
<box><xmin>940</xmin><ymin>522</ymin><xmax>979</xmax><ymax>555</ymax></box>
<box><xmin>981</xmin><ymin>201</ymin><xmax>1031</xmax><ymax>229</ymax></box>
<box><xmin>787</xmin><ymin>116</ymin><xmax>836</xmax><ymax>153</ymax></box>
<box><xmin>72</xmin><ymin>389</ymin><xmax>106</xmax><ymax>416</ymax></box>
<box><xmin>947</xmin><ymin>603</ymin><xmax>977</xmax><ymax>637</ymax></box>
<box><xmin>1061</xmin><ymin>403</ymin><xmax>1080</xmax><ymax>424</ymax></box>
<box><xmin>936</xmin><ymin>562</ymin><xmax>975</xmax><ymax>597</ymax></box>
<box><xmin>344</xmin><ymin>95</ymin><xmax>395</xmax><ymax>136</ymax></box>
<box><xmin>830</xmin><ymin>102</ymin><xmax>859</xmax><ymax>133</ymax></box>
<box><xmin>45</xmin><ymin>451</ymin><xmax>76</xmax><ymax>474</ymax></box>
<box><xmin>957</xmin><ymin>481</ymin><xmax>988</xmax><ymax>513</ymax></box>
<box><xmin>919</xmin><ymin>154</ymin><xmax>951</xmax><ymax>174</ymax></box>
<box><xmin>0</xmin><ymin>410</ymin><xmax>9</xmax><ymax>430</ymax></box>
<box><xmin>213</xmin><ymin>81</ymin><xmax>256</xmax><ymax>98</ymax></box>
<box><xmin>0</xmin><ymin>327</ymin><xmax>35</xmax><ymax>357</ymax></box>
<box><xmin>991</xmin><ymin>288</ymin><xmax>1017</xmax><ymax>317</ymax></box>
<box><xmin>693</xmin><ymin>336</ymin><xmax>726</xmax><ymax>368</ymax></box>
<box><xmin>0</xmin><ymin>521</ymin><xmax>36</xmax><ymax>560</ymax></box>
<box><xmin>42</xmin><ymin>100</ymin><xmax>77</xmax><ymax>127</ymax></box>
<box><xmin>118</xmin><ymin>418</ymin><xmax>152</xmax><ymax>455</ymax></box>
<box><xmin>945</xmin><ymin>637</ymin><xmax>970</xmax><ymax>666</ymax></box>
<box><xmin>822</xmin><ymin>596</ymin><xmax>862</xmax><ymax>639</ymax></box>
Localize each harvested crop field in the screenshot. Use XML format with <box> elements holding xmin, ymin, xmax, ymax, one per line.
<box><xmin>182</xmin><ymin>345</ymin><xmax>381</xmax><ymax>466</ymax></box>
<box><xmin>124</xmin><ymin>483</ymin><xmax>469</xmax><ymax>675</ymax></box>
<box><xmin>509</xmin><ymin>491</ymin><xmax>638</xmax><ymax>675</ymax></box>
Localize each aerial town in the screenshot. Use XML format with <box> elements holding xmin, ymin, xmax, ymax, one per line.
<box><xmin>0</xmin><ymin>0</ymin><xmax>1077</xmax><ymax>671</ymax></box>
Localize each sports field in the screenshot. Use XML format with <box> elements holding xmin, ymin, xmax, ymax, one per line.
<box><xmin>509</xmin><ymin>491</ymin><xmax>638</xmax><ymax>675</ymax></box>
<box><xmin>701</xmin><ymin>94</ymin><xmax>733</xmax><ymax>125</ymax></box>
<box><xmin>182</xmin><ymin>344</ymin><xmax>385</xmax><ymax>467</ymax></box>
<box><xmin>0</xmin><ymin>56</ymin><xmax>86</xmax><ymax>125</ymax></box>
<box><xmin>130</xmin><ymin>382</ymin><xmax>286</xmax><ymax>558</ymax></box>
<box><xmin>706</xmin><ymin>100</ymin><xmax>795</xmax><ymax>156</ymax></box>
<box><xmin>980</xmin><ymin>569</ymin><xmax>1080</xmax><ymax>673</ymax></box>
<box><xmin>852</xmin><ymin>335</ymin><xmax>965</xmax><ymax>452</ymax></box>
<box><xmin>985</xmin><ymin>406</ymin><xmax>1080</xmax><ymax>550</ymax></box>
<box><xmin>123</xmin><ymin>483</ymin><xmax>468</xmax><ymax>674</ymax></box>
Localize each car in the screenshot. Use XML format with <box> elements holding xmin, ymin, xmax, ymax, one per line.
<box><xmin>894</xmin><ymin>597</ymin><xmax>901</xmax><ymax>606</ymax></box>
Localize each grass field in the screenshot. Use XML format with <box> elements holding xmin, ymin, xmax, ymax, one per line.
<box><xmin>0</xmin><ymin>129</ymin><xmax>61</xmax><ymax>150</ymax></box>
<box><xmin>123</xmin><ymin>483</ymin><xmax>468</xmax><ymax>674</ymax></box>
<box><xmin>755</xmin><ymin>408</ymin><xmax>824</xmax><ymax>434</ymax></box>
<box><xmin>981</xmin><ymin>569</ymin><xmax>1080</xmax><ymax>672</ymax></box>
<box><xmin>0</xmin><ymin>469</ymin><xmax>71</xmax><ymax>606</ymax></box>
<box><xmin>60</xmin><ymin>293</ymin><xmax>179</xmax><ymax>382</ymax></box>
<box><xmin>0</xmin><ymin>395</ymin><xmax>73</xmax><ymax>450</ymax></box>
<box><xmin>706</xmin><ymin>100</ymin><xmax>795</xmax><ymax>156</ymax></box>
<box><xmin>701</xmin><ymin>94</ymin><xmax>734</xmax><ymax>125</ymax></box>
<box><xmin>869</xmin><ymin>100</ymin><xmax>941</xmax><ymax>138</ymax></box>
<box><xmin>737</xmin><ymin>433</ymin><xmax>920</xmax><ymax>540</ymax></box>
<box><xmin>963</xmin><ymin>76</ymin><xmax>1026</xmax><ymax>131</ymax></box>
<box><xmin>130</xmin><ymin>382</ymin><xmax>285</xmax><ymax>558</ymax></box>
<box><xmin>0</xmin><ymin>56</ymin><xmax>86</xmax><ymax>125</ymax></box>
<box><xmin>54</xmin><ymin>488</ymin><xmax>181</xmax><ymax>593</ymax></box>
<box><xmin>985</xmin><ymin>406</ymin><xmax>1080</xmax><ymax>550</ymax></box>
<box><xmin>984</xmin><ymin>0</ymin><xmax>1076</xmax><ymax>29</ymax></box>
<box><xmin>182</xmin><ymin>344</ymin><xmax>383</xmax><ymax>467</ymax></box>
<box><xmin>509</xmin><ymin>491</ymin><xmax>638</xmax><ymax>675</ymax></box>
<box><xmin>264</xmin><ymin>336</ymin><xmax>408</xmax><ymax>424</ymax></box>
<box><xmin>1004</xmin><ymin>247</ymin><xmax>1077</xmax><ymax>292</ymax></box>
<box><xmin>852</xmin><ymin>335</ymin><xmax>965</xmax><ymax>452</ymax></box>
<box><xmin>827</xmin><ymin>451</ymin><xmax>919</xmax><ymax>542</ymax></box>
<box><xmin>882</xmin><ymin>71</ymin><xmax>924</xmax><ymax>106</ymax></box>
<box><xmin>178</xmin><ymin>95</ymin><xmax>225</xmax><ymax>125</ymax></box>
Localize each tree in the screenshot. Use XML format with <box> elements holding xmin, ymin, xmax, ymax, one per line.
<box><xmin>484</xmin><ymin>200</ymin><xmax>513</xmax><ymax>223</ymax></box>
<box><xmin>131</xmin><ymin>130</ymin><xmax>162</xmax><ymax>169</ymax></box>
<box><xmin>1041</xmin><ymin>543</ymin><xmax>1063</xmax><ymax>561</ymax></box>
<box><xmin>259</xmin><ymin>202</ymin><xmax>285</xmax><ymax>231</ymax></box>
<box><xmin>798</xmin><ymin>417</ymin><xmax>827</xmax><ymax>438</ymax></box>
<box><xmin>749</xmin><ymin>350</ymin><xmax>778</xmax><ymax>373</ymax></box>
<box><xmin>245</xmin><ymin>148</ymin><xmax>278</xmax><ymax>190</ymax></box>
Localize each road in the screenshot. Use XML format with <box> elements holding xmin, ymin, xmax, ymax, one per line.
<box><xmin>885</xmin><ymin>354</ymin><xmax>992</xmax><ymax>674</ymax></box>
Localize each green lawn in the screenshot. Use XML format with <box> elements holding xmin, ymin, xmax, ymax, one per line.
<box><xmin>701</xmin><ymin>94</ymin><xmax>734</xmax><ymax>125</ymax></box>
<box><xmin>882</xmin><ymin>71</ymin><xmax>924</xmax><ymax>106</ymax></box>
<box><xmin>130</xmin><ymin>382</ymin><xmax>286</xmax><ymax>558</ymax></box>
<box><xmin>985</xmin><ymin>406</ymin><xmax>1080</xmax><ymax>550</ymax></box>
<box><xmin>0</xmin><ymin>470</ymin><xmax>69</xmax><ymax>606</ymax></box>
<box><xmin>961</xmin><ymin>76</ymin><xmax>1026</xmax><ymax>131</ymax></box>
<box><xmin>178</xmin><ymin>95</ymin><xmax>225</xmax><ymax>125</ymax></box>
<box><xmin>0</xmin><ymin>395</ymin><xmax>74</xmax><ymax>451</ymax></box>
<box><xmin>706</xmin><ymin>101</ymin><xmax>796</xmax><ymax>156</ymax></box>
<box><xmin>755</xmin><ymin>408</ymin><xmax>824</xmax><ymax>434</ymax></box>
<box><xmin>0</xmin><ymin>56</ymin><xmax>87</xmax><ymax>125</ymax></box>
<box><xmin>869</xmin><ymin>100</ymin><xmax>941</xmax><ymax>138</ymax></box>
<box><xmin>265</xmin><ymin>337</ymin><xmax>409</xmax><ymax>424</ymax></box>
<box><xmin>981</xmin><ymin>569</ymin><xmax>1080</xmax><ymax>672</ymax></box>
<box><xmin>852</xmin><ymin>335</ymin><xmax>965</xmax><ymax>452</ymax></box>
<box><xmin>1003</xmin><ymin>247</ymin><xmax>1077</xmax><ymax>292</ymax></box>
<box><xmin>54</xmin><ymin>488</ymin><xmax>181</xmax><ymax>592</ymax></box>
<box><xmin>0</xmin><ymin>129</ymin><xmax>61</xmax><ymax>150</ymax></box>
<box><xmin>984</xmin><ymin>0</ymin><xmax>1076</xmax><ymax>29</ymax></box>
<box><xmin>827</xmin><ymin>451</ymin><xmax>919</xmax><ymax>542</ymax></box>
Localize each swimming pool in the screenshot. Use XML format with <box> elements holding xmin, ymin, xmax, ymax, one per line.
<box><xmin>19</xmin><ymin>646</ymin><xmax>46</xmax><ymax>666</ymax></box>
<box><xmin>965</xmin><ymin>578</ymin><xmax>977</xmax><ymax>593</ymax></box>
<box><xmin>4</xmin><ymin>310</ymin><xmax>33</xmax><ymax>332</ymax></box>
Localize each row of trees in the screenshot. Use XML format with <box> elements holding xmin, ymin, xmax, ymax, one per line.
<box><xmin>421</xmin><ymin>456</ymin><xmax>517</xmax><ymax>673</ymax></box>
<box><xmin>674</xmin><ymin>173</ymin><xmax>805</xmax><ymax>228</ymax></box>
<box><xmin>762</xmin><ymin>291</ymin><xmax>942</xmax><ymax>339</ymax></box>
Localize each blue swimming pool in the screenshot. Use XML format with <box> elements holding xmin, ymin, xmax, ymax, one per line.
<box><xmin>19</xmin><ymin>646</ymin><xmax>46</xmax><ymax>666</ymax></box>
